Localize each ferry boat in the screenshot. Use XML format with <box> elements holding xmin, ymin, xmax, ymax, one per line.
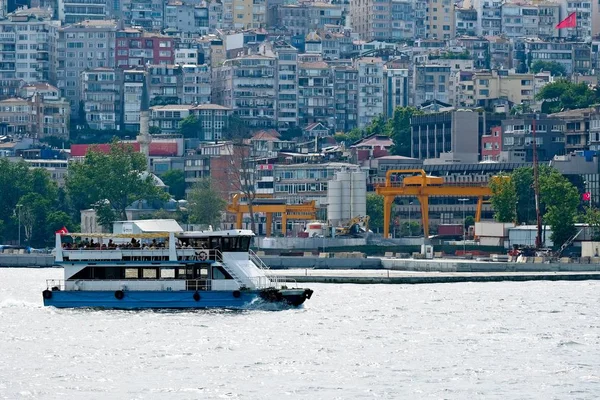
<box><xmin>42</xmin><ymin>229</ymin><xmax>313</xmax><ymax>309</ymax></box>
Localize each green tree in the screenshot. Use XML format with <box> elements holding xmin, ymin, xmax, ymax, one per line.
<box><xmin>536</xmin><ymin>80</ymin><xmax>598</xmax><ymax>113</ymax></box>
<box><xmin>224</xmin><ymin>114</ymin><xmax>252</xmax><ymax>142</ymax></box>
<box><xmin>45</xmin><ymin>211</ymin><xmax>75</xmax><ymax>244</ymax></box>
<box><xmin>583</xmin><ymin>206</ymin><xmax>600</xmax><ymax>241</ymax></box>
<box><xmin>66</xmin><ymin>139</ymin><xmax>169</xmax><ymax>228</ymax></box>
<box><xmin>179</xmin><ymin>114</ymin><xmax>203</xmax><ymax>139</ymax></box>
<box><xmin>389</xmin><ymin>106</ymin><xmax>424</xmax><ymax>156</ymax></box>
<box><xmin>539</xmin><ymin>168</ymin><xmax>579</xmax><ymax>248</ymax></box>
<box><xmin>187</xmin><ymin>178</ymin><xmax>226</xmax><ymax>227</ymax></box>
<box><xmin>149</xmin><ymin>126</ymin><xmax>162</xmax><ymax>134</ymax></box>
<box><xmin>161</xmin><ymin>169</ymin><xmax>186</xmax><ymax>200</ymax></box>
<box><xmin>19</xmin><ymin>193</ymin><xmax>52</xmax><ymax>246</ymax></box>
<box><xmin>489</xmin><ymin>175</ymin><xmax>516</xmax><ymax>222</ymax></box>
<box><xmin>280</xmin><ymin>126</ymin><xmax>303</xmax><ymax>141</ymax></box>
<box><xmin>366</xmin><ymin>193</ymin><xmax>384</xmax><ymax>233</ymax></box>
<box><xmin>464</xmin><ymin>215</ymin><xmax>475</xmax><ymax>230</ymax></box>
<box><xmin>530</xmin><ymin>60</ymin><xmax>567</xmax><ymax>77</ymax></box>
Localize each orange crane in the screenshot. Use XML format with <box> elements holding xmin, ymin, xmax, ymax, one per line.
<box><xmin>375</xmin><ymin>169</ymin><xmax>493</xmax><ymax>238</ymax></box>
<box><xmin>227</xmin><ymin>193</ymin><xmax>317</xmax><ymax>237</ymax></box>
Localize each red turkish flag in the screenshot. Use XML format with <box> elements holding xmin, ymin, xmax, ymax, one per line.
<box><xmin>556</xmin><ymin>12</ymin><xmax>577</xmax><ymax>29</ymax></box>
<box><xmin>582</xmin><ymin>192</ymin><xmax>591</xmax><ymax>201</ymax></box>
<box><xmin>55</xmin><ymin>226</ymin><xmax>69</xmax><ymax>235</ymax></box>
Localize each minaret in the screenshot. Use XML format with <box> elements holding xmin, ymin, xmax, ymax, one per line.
<box><xmin>136</xmin><ymin>72</ymin><xmax>152</xmax><ymax>172</ymax></box>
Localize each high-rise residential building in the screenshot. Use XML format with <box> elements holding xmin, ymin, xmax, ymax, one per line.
<box><xmin>147</xmin><ymin>64</ymin><xmax>182</xmax><ymax>106</ymax></box>
<box><xmin>501</xmin><ymin>2</ymin><xmax>539</xmax><ymax>39</ymax></box>
<box><xmin>270</xmin><ymin>41</ymin><xmax>298</xmax><ymax>132</ymax></box>
<box><xmin>123</xmin><ymin>69</ymin><xmax>145</xmax><ymax>131</ymax></box>
<box><xmin>563</xmin><ymin>0</ymin><xmax>592</xmax><ymax>39</ymax></box>
<box><xmin>455</xmin><ymin>6</ymin><xmax>478</xmax><ymax>37</ymax></box>
<box><xmin>276</xmin><ymin>3</ymin><xmax>344</xmax><ymax>37</ymax></box>
<box><xmin>58</xmin><ymin>0</ymin><xmax>111</xmax><ymax>24</ymax></box>
<box><xmin>413</xmin><ymin>64</ymin><xmax>451</xmax><ymax>106</ymax></box>
<box><xmin>181</xmin><ymin>64</ymin><xmax>211</xmax><ymax>105</ymax></box>
<box><xmin>164</xmin><ymin>1</ymin><xmax>209</xmax><ymax>35</ymax></box>
<box><xmin>351</xmin><ymin>0</ymin><xmax>414</xmax><ymax>41</ymax></box>
<box><xmin>115</xmin><ymin>28</ymin><xmax>175</xmax><ymax>69</ymax></box>
<box><xmin>0</xmin><ymin>8</ymin><xmax>59</xmax><ymax>99</ymax></box>
<box><xmin>212</xmin><ymin>54</ymin><xmax>277</xmax><ymax>129</ymax></box>
<box><xmin>57</xmin><ymin>20</ymin><xmax>117</xmax><ymax>118</ymax></box>
<box><xmin>356</xmin><ymin>57</ymin><xmax>384</xmax><ymax>128</ymax></box>
<box><xmin>80</xmin><ymin>68</ymin><xmax>122</xmax><ymax>130</ymax></box>
<box><xmin>426</xmin><ymin>0</ymin><xmax>455</xmax><ymax>39</ymax></box>
<box><xmin>332</xmin><ymin>65</ymin><xmax>358</xmax><ymax>133</ymax></box>
<box><xmin>383</xmin><ymin>60</ymin><xmax>409</xmax><ymax>118</ymax></box>
<box><xmin>221</xmin><ymin>0</ymin><xmax>265</xmax><ymax>29</ymax></box>
<box><xmin>475</xmin><ymin>0</ymin><xmax>502</xmax><ymax>36</ymax></box>
<box><xmin>298</xmin><ymin>61</ymin><xmax>334</xmax><ymax>130</ymax></box>
<box><xmin>120</xmin><ymin>0</ymin><xmax>164</xmax><ymax>31</ymax></box>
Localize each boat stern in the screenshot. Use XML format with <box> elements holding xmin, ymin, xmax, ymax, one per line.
<box><xmin>259</xmin><ymin>287</ymin><xmax>314</xmax><ymax>307</ymax></box>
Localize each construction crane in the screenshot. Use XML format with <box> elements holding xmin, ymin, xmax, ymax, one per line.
<box><xmin>375</xmin><ymin>169</ymin><xmax>493</xmax><ymax>238</ymax></box>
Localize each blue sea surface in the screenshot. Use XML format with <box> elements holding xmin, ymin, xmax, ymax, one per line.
<box><xmin>1</xmin><ymin>268</ymin><xmax>600</xmax><ymax>399</ymax></box>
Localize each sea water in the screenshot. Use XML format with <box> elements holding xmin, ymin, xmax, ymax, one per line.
<box><xmin>1</xmin><ymin>268</ymin><xmax>599</xmax><ymax>399</ymax></box>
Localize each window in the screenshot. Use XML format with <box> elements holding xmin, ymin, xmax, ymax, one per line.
<box><xmin>142</xmin><ymin>268</ymin><xmax>158</xmax><ymax>279</ymax></box>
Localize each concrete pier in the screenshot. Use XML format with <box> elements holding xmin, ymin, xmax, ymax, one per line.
<box><xmin>269</xmin><ymin>269</ymin><xmax>600</xmax><ymax>285</ymax></box>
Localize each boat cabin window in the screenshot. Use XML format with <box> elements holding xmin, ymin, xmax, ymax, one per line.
<box><xmin>142</xmin><ymin>268</ymin><xmax>157</xmax><ymax>279</ymax></box>
<box><xmin>160</xmin><ymin>268</ymin><xmax>175</xmax><ymax>279</ymax></box>
<box><xmin>125</xmin><ymin>268</ymin><xmax>139</xmax><ymax>279</ymax></box>
<box><xmin>213</xmin><ymin>236</ymin><xmax>251</xmax><ymax>252</ymax></box>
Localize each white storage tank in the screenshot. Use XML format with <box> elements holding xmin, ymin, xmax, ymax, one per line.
<box><xmin>327</xmin><ymin>179</ymin><xmax>343</xmax><ymax>223</ymax></box>
<box><xmin>338</xmin><ymin>170</ymin><xmax>352</xmax><ymax>221</ymax></box>
<box><xmin>350</xmin><ymin>170</ymin><xmax>367</xmax><ymax>217</ymax></box>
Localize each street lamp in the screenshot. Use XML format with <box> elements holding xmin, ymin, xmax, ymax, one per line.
<box><xmin>458</xmin><ymin>198</ymin><xmax>469</xmax><ymax>256</ymax></box>
<box><xmin>408</xmin><ymin>200</ymin><xmax>413</xmax><ymax>236</ymax></box>
<box><xmin>16</xmin><ymin>204</ymin><xmax>22</xmax><ymax>246</ymax></box>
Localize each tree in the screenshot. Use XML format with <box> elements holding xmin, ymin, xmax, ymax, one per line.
<box><xmin>187</xmin><ymin>178</ymin><xmax>226</xmax><ymax>227</ymax></box>
<box><xmin>489</xmin><ymin>175</ymin><xmax>516</xmax><ymax>222</ymax></box>
<box><xmin>536</xmin><ymin>80</ymin><xmax>598</xmax><ymax>113</ymax></box>
<box><xmin>490</xmin><ymin>166</ymin><xmax>579</xmax><ymax>248</ymax></box>
<box><xmin>366</xmin><ymin>193</ymin><xmax>384</xmax><ymax>233</ymax></box>
<box><xmin>0</xmin><ymin>159</ymin><xmax>61</xmax><ymax>246</ymax></box>
<box><xmin>464</xmin><ymin>215</ymin><xmax>475</xmax><ymax>230</ymax></box>
<box><xmin>66</xmin><ymin>139</ymin><xmax>169</xmax><ymax>228</ymax></box>
<box><xmin>389</xmin><ymin>106</ymin><xmax>423</xmax><ymax>156</ymax></box>
<box><xmin>530</xmin><ymin>60</ymin><xmax>567</xmax><ymax>77</ymax></box>
<box><xmin>583</xmin><ymin>206</ymin><xmax>600</xmax><ymax>241</ymax></box>
<box><xmin>161</xmin><ymin>169</ymin><xmax>186</xmax><ymax>200</ymax></box>
<box><xmin>45</xmin><ymin>211</ymin><xmax>76</xmax><ymax>244</ymax></box>
<box><xmin>539</xmin><ymin>168</ymin><xmax>579</xmax><ymax>248</ymax></box>
<box><xmin>179</xmin><ymin>114</ymin><xmax>203</xmax><ymax>139</ymax></box>
<box><xmin>149</xmin><ymin>126</ymin><xmax>162</xmax><ymax>135</ymax></box>
<box><xmin>280</xmin><ymin>126</ymin><xmax>303</xmax><ymax>141</ymax></box>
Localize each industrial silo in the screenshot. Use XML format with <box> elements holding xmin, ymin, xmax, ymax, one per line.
<box><xmin>327</xmin><ymin>179</ymin><xmax>343</xmax><ymax>224</ymax></box>
<box><xmin>351</xmin><ymin>170</ymin><xmax>367</xmax><ymax>217</ymax></box>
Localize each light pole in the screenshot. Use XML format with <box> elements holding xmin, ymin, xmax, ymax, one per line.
<box><xmin>16</xmin><ymin>204</ymin><xmax>22</xmax><ymax>246</ymax></box>
<box><xmin>458</xmin><ymin>198</ymin><xmax>468</xmax><ymax>256</ymax></box>
<box><xmin>408</xmin><ymin>200</ymin><xmax>413</xmax><ymax>235</ymax></box>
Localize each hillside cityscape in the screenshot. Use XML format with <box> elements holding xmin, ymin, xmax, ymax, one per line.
<box><xmin>1</xmin><ymin>0</ymin><xmax>600</xmax><ymax>249</ymax></box>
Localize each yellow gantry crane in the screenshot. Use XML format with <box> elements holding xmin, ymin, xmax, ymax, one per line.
<box><xmin>227</xmin><ymin>193</ymin><xmax>317</xmax><ymax>237</ymax></box>
<box><xmin>375</xmin><ymin>169</ymin><xmax>493</xmax><ymax>238</ymax></box>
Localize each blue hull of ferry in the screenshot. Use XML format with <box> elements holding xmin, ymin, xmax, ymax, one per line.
<box><xmin>43</xmin><ymin>290</ymin><xmax>275</xmax><ymax>309</ymax></box>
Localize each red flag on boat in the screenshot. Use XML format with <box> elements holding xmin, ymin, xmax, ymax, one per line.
<box><xmin>556</xmin><ymin>12</ymin><xmax>577</xmax><ymax>29</ymax></box>
<box><xmin>55</xmin><ymin>226</ymin><xmax>69</xmax><ymax>235</ymax></box>
<box><xmin>582</xmin><ymin>192</ymin><xmax>591</xmax><ymax>201</ymax></box>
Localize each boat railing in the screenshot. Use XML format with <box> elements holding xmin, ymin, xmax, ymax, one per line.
<box><xmin>62</xmin><ymin>249</ymin><xmax>170</xmax><ymax>262</ymax></box>
<box><xmin>176</xmin><ymin>248</ymin><xmax>223</xmax><ymax>262</ymax></box>
<box><xmin>47</xmin><ymin>278</ymin><xmax>239</xmax><ymax>291</ymax></box>
<box><xmin>248</xmin><ymin>275</ymin><xmax>298</xmax><ymax>289</ymax></box>
<box><xmin>248</xmin><ymin>248</ymin><xmax>270</xmax><ymax>270</ymax></box>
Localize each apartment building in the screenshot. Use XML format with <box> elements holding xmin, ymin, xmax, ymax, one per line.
<box><xmin>413</xmin><ymin>64</ymin><xmax>451</xmax><ymax>106</ymax></box>
<box><xmin>501</xmin><ymin>2</ymin><xmax>539</xmax><ymax>39</ymax></box>
<box><xmin>0</xmin><ymin>8</ymin><xmax>59</xmax><ymax>98</ymax></box>
<box><xmin>277</xmin><ymin>3</ymin><xmax>344</xmax><ymax>37</ymax></box>
<box><xmin>549</xmin><ymin>108</ymin><xmax>594</xmax><ymax>152</ymax></box>
<box><xmin>383</xmin><ymin>60</ymin><xmax>409</xmax><ymax>118</ymax></box>
<box><xmin>123</xmin><ymin>69</ymin><xmax>145</xmax><ymax>131</ymax></box>
<box><xmin>212</xmin><ymin>54</ymin><xmax>277</xmax><ymax>129</ymax></box>
<box><xmin>164</xmin><ymin>1</ymin><xmax>209</xmax><ymax>35</ymax></box>
<box><xmin>351</xmin><ymin>0</ymin><xmax>415</xmax><ymax>41</ymax></box>
<box><xmin>563</xmin><ymin>0</ymin><xmax>592</xmax><ymax>40</ymax></box>
<box><xmin>147</xmin><ymin>64</ymin><xmax>182</xmax><ymax>106</ymax></box>
<box><xmin>356</xmin><ymin>57</ymin><xmax>384</xmax><ymax>128</ymax></box>
<box><xmin>115</xmin><ymin>28</ymin><xmax>175</xmax><ymax>69</ymax></box>
<box><xmin>455</xmin><ymin>7</ymin><xmax>478</xmax><ymax>37</ymax></box>
<box><xmin>220</xmin><ymin>0</ymin><xmax>265</xmax><ymax>29</ymax></box>
<box><xmin>457</xmin><ymin>70</ymin><xmax>544</xmax><ymax>108</ymax></box>
<box><xmin>120</xmin><ymin>0</ymin><xmax>164</xmax><ymax>31</ymax></box>
<box><xmin>80</xmin><ymin>68</ymin><xmax>121</xmax><ymax>131</ymax></box>
<box><xmin>150</xmin><ymin>103</ymin><xmax>232</xmax><ymax>140</ymax></box>
<box><xmin>477</xmin><ymin>0</ymin><xmax>502</xmax><ymax>36</ymax></box>
<box><xmin>298</xmin><ymin>61</ymin><xmax>334</xmax><ymax>130</ymax></box>
<box><xmin>537</xmin><ymin>3</ymin><xmax>561</xmax><ymax>39</ymax></box>
<box><xmin>181</xmin><ymin>64</ymin><xmax>211</xmax><ymax>105</ymax></box>
<box><xmin>501</xmin><ymin>115</ymin><xmax>565</xmax><ymax>162</ymax></box>
<box><xmin>269</xmin><ymin>41</ymin><xmax>298</xmax><ymax>132</ymax></box>
<box><xmin>515</xmin><ymin>38</ymin><xmax>590</xmax><ymax>75</ymax></box>
<box><xmin>0</xmin><ymin>85</ymin><xmax>69</xmax><ymax>139</ymax></box>
<box><xmin>332</xmin><ymin>64</ymin><xmax>358</xmax><ymax>133</ymax></box>
<box><xmin>481</xmin><ymin>126</ymin><xmax>502</xmax><ymax>161</ymax></box>
<box><xmin>426</xmin><ymin>0</ymin><xmax>455</xmax><ymax>40</ymax></box>
<box><xmin>57</xmin><ymin>20</ymin><xmax>117</xmax><ymax>118</ymax></box>
<box><xmin>58</xmin><ymin>0</ymin><xmax>111</xmax><ymax>24</ymax></box>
